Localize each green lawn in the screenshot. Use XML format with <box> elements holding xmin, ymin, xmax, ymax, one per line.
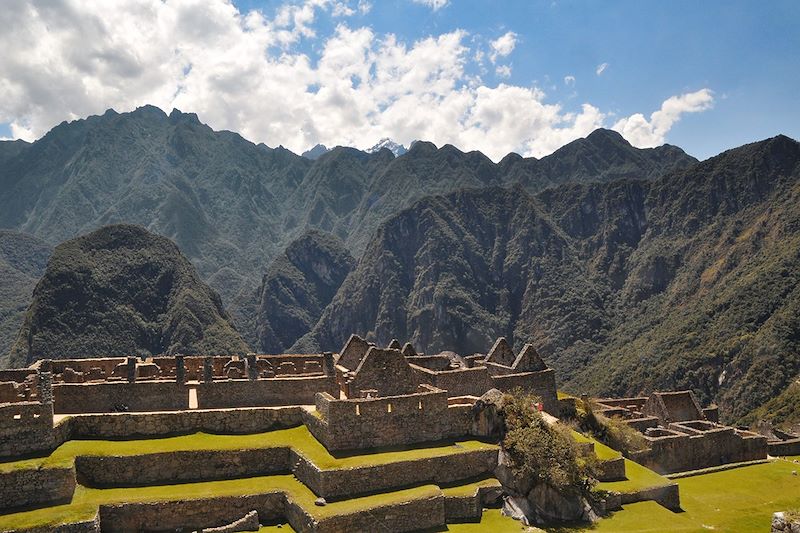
<box><xmin>0</xmin><ymin>425</ymin><xmax>496</xmax><ymax>473</ymax></box>
<box><xmin>589</xmin><ymin>458</ymin><xmax>800</xmax><ymax>532</ymax></box>
<box><xmin>442</xmin><ymin>459</ymin><xmax>800</xmax><ymax>532</ymax></box>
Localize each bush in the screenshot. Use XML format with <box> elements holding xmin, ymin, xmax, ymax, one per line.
<box><xmin>501</xmin><ymin>391</ymin><xmax>596</xmax><ymax>495</ymax></box>
<box><xmin>577</xmin><ymin>400</ymin><xmax>648</xmax><ymax>455</ymax></box>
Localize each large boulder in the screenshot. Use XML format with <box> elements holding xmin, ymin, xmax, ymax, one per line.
<box><xmin>496</xmin><ymin>448</ymin><xmax>598</xmax><ymax>526</ymax></box>
<box><xmin>471</xmin><ymin>388</ymin><xmax>507</xmax><ymax>439</ymax></box>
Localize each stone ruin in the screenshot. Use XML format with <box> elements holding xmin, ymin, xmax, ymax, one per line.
<box><xmin>0</xmin><ymin>334</ymin><xmax>784</xmax><ymax>532</ymax></box>
<box><xmin>593</xmin><ymin>390</ymin><xmax>768</xmax><ymax>474</ymax></box>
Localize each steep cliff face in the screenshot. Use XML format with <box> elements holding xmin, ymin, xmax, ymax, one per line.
<box><xmin>256</xmin><ymin>230</ymin><xmax>355</xmax><ymax>354</ymax></box>
<box><xmin>8</xmin><ymin>224</ymin><xmax>248</xmax><ymax>366</ymax></box>
<box><xmin>295</xmin><ymin>135</ymin><xmax>800</xmax><ymax>421</ymax></box>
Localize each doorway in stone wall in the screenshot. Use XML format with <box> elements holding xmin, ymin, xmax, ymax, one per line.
<box><xmin>188</xmin><ymin>387</ymin><xmax>198</xmax><ymax>409</ymax></box>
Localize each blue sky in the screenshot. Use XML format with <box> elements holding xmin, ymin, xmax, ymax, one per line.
<box><xmin>1</xmin><ymin>0</ymin><xmax>797</xmax><ymax>160</ymax></box>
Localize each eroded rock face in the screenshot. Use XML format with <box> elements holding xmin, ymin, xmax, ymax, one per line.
<box><xmin>500</xmin><ymin>482</ymin><xmax>597</xmax><ymax>526</ymax></box>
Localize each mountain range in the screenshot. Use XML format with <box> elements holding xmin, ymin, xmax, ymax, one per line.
<box><xmin>0</xmin><ymin>105</ymin><xmax>797</xmax><ymax>425</ymax></box>
<box><xmin>0</xmin><ymin>106</ymin><xmax>695</xmax><ymax>351</ymax></box>
<box><xmin>295</xmin><ymin>135</ymin><xmax>800</xmax><ymax>421</ymax></box>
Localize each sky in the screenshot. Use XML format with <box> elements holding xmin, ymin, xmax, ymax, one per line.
<box><xmin>0</xmin><ymin>0</ymin><xmax>797</xmax><ymax>161</ymax></box>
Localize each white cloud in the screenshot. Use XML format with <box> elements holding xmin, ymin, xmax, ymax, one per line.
<box><xmin>613</xmin><ymin>89</ymin><xmax>714</xmax><ymax>147</ymax></box>
<box><xmin>495</xmin><ymin>65</ymin><xmax>512</xmax><ymax>78</ymax></box>
<box><xmin>564</xmin><ymin>75</ymin><xmax>575</xmax><ymax>86</ymax></box>
<box><xmin>489</xmin><ymin>31</ymin><xmax>517</xmax><ymax>63</ymax></box>
<box><xmin>412</xmin><ymin>0</ymin><xmax>449</xmax><ymax>10</ymax></box>
<box><xmin>0</xmin><ymin>0</ymin><xmax>712</xmax><ymax>161</ymax></box>
<box><xmin>596</xmin><ymin>62</ymin><xmax>609</xmax><ymax>76</ymax></box>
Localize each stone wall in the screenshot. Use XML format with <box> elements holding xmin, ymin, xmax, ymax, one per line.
<box><xmin>309</xmin><ymin>494</ymin><xmax>446</xmax><ymax>533</ymax></box>
<box><xmin>412</xmin><ymin>366</ymin><xmax>494</xmax><ymax>397</ymax></box>
<box><xmin>49</xmin><ymin>358</ymin><xmax>126</xmax><ymax>380</ymax></box>
<box><xmin>0</xmin><ymin>466</ymin><xmax>75</xmax><ymax>511</ymax></box>
<box><xmin>618</xmin><ymin>482</ymin><xmax>681</xmax><ymax>511</ymax></box>
<box><xmin>491</xmin><ymin>369</ymin><xmax>559</xmax><ymax>414</ymax></box>
<box><xmin>304</xmin><ymin>387</ymin><xmax>473</xmax><ymax>451</ymax></box>
<box><xmin>97</xmin><ymin>493</ymin><xmax>286</xmax><ymax>532</ymax></box>
<box><xmin>0</xmin><ymin>401</ymin><xmax>57</xmax><ymax>458</ymax></box>
<box><xmin>291</xmin><ymin>448</ymin><xmax>498</xmax><ymax>499</ymax></box>
<box><xmin>75</xmin><ymin>447</ymin><xmax>290</xmax><ymax>487</ymax></box>
<box><xmin>411</xmin><ymin>364</ymin><xmax>559</xmax><ymax>415</ymax></box>
<box><xmin>53</xmin><ymin>381</ymin><xmax>188</xmax><ymax>413</ymax></box>
<box><xmin>631</xmin><ymin>425</ymin><xmax>768</xmax><ymax>474</ymax></box>
<box><xmin>443</xmin><ymin>485</ymin><xmax>502</xmax><ymax>522</ymax></box>
<box><xmin>595</xmin><ymin>457</ymin><xmax>627</xmax><ymax>482</ymax></box>
<box><xmin>769</xmin><ymin>438</ymin><xmax>800</xmax><ymax>456</ymax></box>
<box><xmin>63</xmin><ymin>406</ymin><xmax>304</xmax><ymax>439</ymax></box>
<box><xmin>17</xmin><ymin>514</ymin><xmax>101</xmax><ymax>533</ymax></box>
<box><xmin>196</xmin><ymin>376</ymin><xmax>336</xmax><ymax>408</ymax></box>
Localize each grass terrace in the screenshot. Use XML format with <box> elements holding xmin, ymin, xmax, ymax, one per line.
<box><xmin>0</xmin><ymin>424</ymin><xmax>498</xmax><ymax>530</ymax></box>
<box><xmin>440</xmin><ymin>476</ymin><xmax>501</xmax><ymax>497</ymax></box>
<box><xmin>0</xmin><ymin>473</ymin><xmax>443</xmax><ymax>530</ymax></box>
<box><xmin>0</xmin><ymin>424</ymin><xmax>496</xmax><ymax>473</ymax></box>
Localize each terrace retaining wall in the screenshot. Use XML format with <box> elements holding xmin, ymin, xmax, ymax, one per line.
<box><xmin>619</xmin><ymin>482</ymin><xmax>681</xmax><ymax>511</ymax></box>
<box><xmin>0</xmin><ymin>466</ymin><xmax>75</xmax><ymax>511</ymax></box>
<box><xmin>97</xmin><ymin>493</ymin><xmax>286</xmax><ymax>532</ymax></box>
<box><xmin>76</xmin><ymin>447</ymin><xmax>290</xmax><ymax>487</ymax></box>
<box><xmin>291</xmin><ymin>448</ymin><xmax>498</xmax><ymax>499</ymax></box>
<box><xmin>62</xmin><ymin>406</ymin><xmax>303</xmax><ymax>439</ymax></box>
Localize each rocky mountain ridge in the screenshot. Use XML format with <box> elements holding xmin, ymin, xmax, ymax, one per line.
<box><xmin>0</xmin><ymin>106</ymin><xmax>695</xmax><ymax>346</ymax></box>
<box><xmin>289</xmin><ymin>135</ymin><xmax>800</xmax><ymax>421</ymax></box>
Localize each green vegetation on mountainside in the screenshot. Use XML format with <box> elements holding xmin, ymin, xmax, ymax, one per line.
<box><xmin>0</xmin><ymin>231</ymin><xmax>51</xmax><ymax>365</ymax></box>
<box><xmin>0</xmin><ymin>107</ymin><xmax>695</xmax><ymax>351</ymax></box>
<box><xmin>298</xmin><ymin>135</ymin><xmax>800</xmax><ymax>421</ymax></box>
<box><xmin>254</xmin><ymin>230</ymin><xmax>355</xmax><ymax>353</ymax></box>
<box><xmin>7</xmin><ymin>224</ymin><xmax>248</xmax><ymax>366</ymax></box>
<box><xmin>741</xmin><ymin>380</ymin><xmax>800</xmax><ymax>431</ymax></box>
